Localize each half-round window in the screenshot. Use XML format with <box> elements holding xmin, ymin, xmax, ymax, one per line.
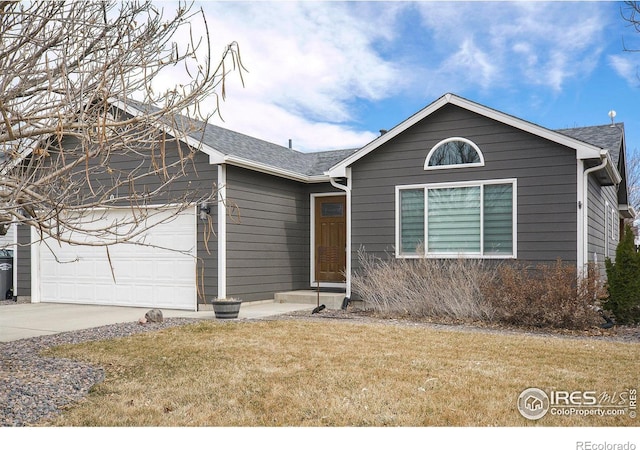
<box><xmin>424</xmin><ymin>137</ymin><xmax>484</xmax><ymax>170</ymax></box>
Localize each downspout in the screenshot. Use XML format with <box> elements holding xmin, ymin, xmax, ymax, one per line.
<box><xmin>580</xmin><ymin>152</ymin><xmax>609</xmax><ymax>274</ymax></box>
<box><xmin>329</xmin><ymin>167</ymin><xmax>352</xmax><ymax>299</ymax></box>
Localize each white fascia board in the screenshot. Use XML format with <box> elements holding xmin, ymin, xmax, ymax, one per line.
<box><xmin>575</xmin><ymin>146</ymin><xmax>603</xmax><ymax>160</ymax></box>
<box><xmin>222</xmin><ymin>155</ymin><xmax>329</xmax><ymax>183</ymax></box>
<box><xmin>110</xmin><ymin>99</ymin><xmax>142</xmax><ymax>117</ymax></box>
<box><xmin>180</xmin><ymin>134</ymin><xmax>224</xmax><ymax>161</ymax></box>
<box><xmin>209</xmin><ymin>152</ymin><xmax>225</xmax><ymax>165</ymax></box>
<box><xmin>618</xmin><ymin>204</ymin><xmax>636</xmax><ymax>219</ymax></box>
<box><xmin>328</xmin><ymin>93</ymin><xmax>606</xmax><ymax>176</ymax></box>
<box><xmin>328</xmin><ymin>94</ymin><xmax>450</xmax><ymax>177</ymax></box>
<box><xmin>450</xmin><ymin>95</ymin><xmax>604</xmax><ymax>159</ymax></box>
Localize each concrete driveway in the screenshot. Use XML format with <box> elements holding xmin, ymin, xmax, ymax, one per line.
<box><xmin>0</xmin><ymin>301</ymin><xmax>311</xmax><ymax>342</ymax></box>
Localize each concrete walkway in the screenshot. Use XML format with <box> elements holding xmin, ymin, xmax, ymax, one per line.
<box><xmin>0</xmin><ymin>301</ymin><xmax>311</xmax><ymax>342</ymax></box>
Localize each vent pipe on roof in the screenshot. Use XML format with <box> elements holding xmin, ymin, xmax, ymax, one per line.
<box><xmin>608</xmin><ymin>110</ymin><xmax>616</xmax><ymax>127</ymax></box>
<box><xmin>288</xmin><ymin>139</ymin><xmax>292</xmax><ymax>149</ymax></box>
<box><xmin>379</xmin><ymin>129</ymin><xmax>388</xmax><ymax>136</ymax></box>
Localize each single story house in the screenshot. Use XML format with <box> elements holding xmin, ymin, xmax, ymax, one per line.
<box><xmin>9</xmin><ymin>93</ymin><xmax>633</xmax><ymax>310</ymax></box>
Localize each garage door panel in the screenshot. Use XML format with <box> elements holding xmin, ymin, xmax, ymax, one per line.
<box><xmin>156</xmin><ymin>260</ymin><xmax>191</xmax><ymax>279</ymax></box>
<box><xmin>74</xmin><ymin>260</ymin><xmax>97</xmax><ymax>278</ymax></box>
<box><xmin>38</xmin><ymin>208</ymin><xmax>197</xmax><ymax>310</ymax></box>
<box><xmin>94</xmin><ymin>284</ymin><xmax>116</xmax><ymax>303</ymax></box>
<box><xmin>74</xmin><ymin>283</ymin><xmax>97</xmax><ymax>304</ymax></box>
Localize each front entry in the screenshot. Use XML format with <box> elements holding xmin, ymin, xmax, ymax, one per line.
<box><xmin>314</xmin><ymin>195</ymin><xmax>347</xmax><ymax>284</ymax></box>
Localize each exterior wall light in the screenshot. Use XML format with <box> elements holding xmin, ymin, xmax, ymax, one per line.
<box><xmin>199</xmin><ymin>201</ymin><xmax>211</xmax><ymax>221</ymax></box>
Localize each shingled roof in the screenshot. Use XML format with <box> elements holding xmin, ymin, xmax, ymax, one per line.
<box><xmin>122</xmin><ymin>99</ymin><xmax>357</xmax><ymax>179</ymax></box>
<box><xmin>193</xmin><ymin>122</ymin><xmax>357</xmax><ymax>177</ymax></box>
<box><xmin>556</xmin><ymin>123</ymin><xmax>625</xmax><ymax>166</ymax></box>
<box><xmin>122</xmin><ymin>97</ymin><xmax>625</xmax><ymax>181</ymax></box>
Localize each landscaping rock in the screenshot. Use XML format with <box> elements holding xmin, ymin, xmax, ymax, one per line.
<box><xmin>145</xmin><ymin>309</ymin><xmax>163</xmax><ymax>323</ymax></box>
<box><xmin>0</xmin><ymin>317</ymin><xmax>201</xmax><ymax>426</ymax></box>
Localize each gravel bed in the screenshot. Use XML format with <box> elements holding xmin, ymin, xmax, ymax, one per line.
<box><xmin>1</xmin><ymin>302</ymin><xmax>638</xmax><ymax>427</ymax></box>
<box><xmin>0</xmin><ymin>316</ymin><xmax>203</xmax><ymax>427</ymax></box>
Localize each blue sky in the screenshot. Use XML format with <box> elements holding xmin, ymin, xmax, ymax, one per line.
<box><xmin>185</xmin><ymin>1</ymin><xmax>640</xmax><ymax>156</ymax></box>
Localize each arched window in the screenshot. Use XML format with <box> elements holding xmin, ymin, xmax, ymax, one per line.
<box><xmin>424</xmin><ymin>137</ymin><xmax>484</xmax><ymax>170</ymax></box>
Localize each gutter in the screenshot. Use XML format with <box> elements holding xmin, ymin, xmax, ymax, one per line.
<box><xmin>619</xmin><ymin>204</ymin><xmax>637</xmax><ymax>220</ymax></box>
<box><xmin>328</xmin><ymin>168</ymin><xmax>352</xmax><ymax>300</ymax></box>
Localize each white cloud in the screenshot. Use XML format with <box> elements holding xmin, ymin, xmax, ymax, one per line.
<box><xmin>151</xmin><ymin>2</ymin><xmax>615</xmax><ymax>152</ymax></box>
<box><xmin>442</xmin><ymin>38</ymin><xmax>498</xmax><ymax>90</ymax></box>
<box><xmin>413</xmin><ymin>1</ymin><xmax>608</xmax><ymax>94</ymax></box>
<box><xmin>609</xmin><ymin>54</ymin><xmax>639</xmax><ymax>86</ymax></box>
<box><xmin>210</xmin><ymin>94</ymin><xmax>378</xmax><ymax>152</ymax></box>
<box><xmin>196</xmin><ymin>1</ymin><xmax>406</xmax><ymax>150</ymax></box>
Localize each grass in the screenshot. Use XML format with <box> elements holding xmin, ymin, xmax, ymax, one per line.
<box><xmin>40</xmin><ymin>319</ymin><xmax>638</xmax><ymax>427</ymax></box>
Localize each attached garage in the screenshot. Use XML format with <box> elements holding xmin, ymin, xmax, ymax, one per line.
<box><xmin>32</xmin><ymin>206</ymin><xmax>197</xmax><ymax>310</ymax></box>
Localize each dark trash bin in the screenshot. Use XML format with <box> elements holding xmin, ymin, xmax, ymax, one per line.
<box><xmin>0</xmin><ymin>249</ymin><xmax>13</xmax><ymax>300</ymax></box>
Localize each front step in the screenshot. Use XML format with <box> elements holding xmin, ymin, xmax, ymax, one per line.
<box><xmin>275</xmin><ymin>290</ymin><xmax>346</xmax><ymax>310</ymax></box>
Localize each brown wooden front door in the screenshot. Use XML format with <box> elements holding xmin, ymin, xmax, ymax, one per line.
<box><xmin>314</xmin><ymin>195</ymin><xmax>347</xmax><ymax>283</ymax></box>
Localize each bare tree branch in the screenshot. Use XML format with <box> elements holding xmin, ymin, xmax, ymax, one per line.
<box><xmin>618</xmin><ymin>2</ymin><xmax>640</xmax><ymax>239</ymax></box>
<box><xmin>0</xmin><ymin>0</ymin><xmax>246</xmax><ymax>246</ymax></box>
<box><xmin>622</xmin><ymin>2</ymin><xmax>640</xmax><ymax>53</ymax></box>
<box><xmin>623</xmin><ymin>1</ymin><xmax>640</xmax><ymax>33</ymax></box>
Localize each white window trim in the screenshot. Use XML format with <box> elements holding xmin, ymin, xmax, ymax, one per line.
<box><xmin>424</xmin><ymin>137</ymin><xmax>485</xmax><ymax>171</ymax></box>
<box><xmin>611</xmin><ymin>207</ymin><xmax>617</xmax><ymax>242</ymax></box>
<box><xmin>395</xmin><ymin>178</ymin><xmax>517</xmax><ymax>259</ymax></box>
<box><xmin>605</xmin><ymin>200</ymin><xmax>610</xmax><ymax>257</ymax></box>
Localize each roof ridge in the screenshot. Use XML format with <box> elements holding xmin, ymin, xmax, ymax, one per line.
<box><xmin>555</xmin><ymin>123</ymin><xmax>625</xmax><ymax>131</ymax></box>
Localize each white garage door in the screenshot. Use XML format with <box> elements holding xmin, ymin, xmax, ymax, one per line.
<box><xmin>36</xmin><ymin>207</ymin><xmax>197</xmax><ymax>310</ymax></box>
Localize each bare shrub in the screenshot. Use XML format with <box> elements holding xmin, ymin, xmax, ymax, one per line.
<box><xmin>485</xmin><ymin>260</ymin><xmax>604</xmax><ymax>329</ymax></box>
<box><xmin>353</xmin><ymin>250</ymin><xmax>605</xmax><ymax>330</ymax></box>
<box><xmin>352</xmin><ymin>249</ymin><xmax>495</xmax><ymax>321</ymax></box>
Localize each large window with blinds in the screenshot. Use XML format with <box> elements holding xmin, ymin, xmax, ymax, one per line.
<box><xmin>396</xmin><ymin>179</ymin><xmax>516</xmax><ymax>258</ymax></box>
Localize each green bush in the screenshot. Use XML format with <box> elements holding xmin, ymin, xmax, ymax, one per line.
<box><xmin>604</xmin><ymin>224</ymin><xmax>640</xmax><ymax>324</ymax></box>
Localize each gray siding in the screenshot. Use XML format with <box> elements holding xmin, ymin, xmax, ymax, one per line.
<box><xmin>350</xmin><ymin>103</ymin><xmax>578</xmax><ymax>267</ymax></box>
<box><xmin>17</xmin><ymin>225</ymin><xmax>31</xmax><ymax>299</ymax></box>
<box><xmin>587</xmin><ymin>176</ymin><xmax>619</xmax><ymax>269</ymax></box>
<box><xmin>225</xmin><ymin>166</ymin><xmax>315</xmax><ymax>301</ymax></box>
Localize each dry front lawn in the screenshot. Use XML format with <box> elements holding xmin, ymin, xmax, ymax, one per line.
<box><xmin>42</xmin><ymin>319</ymin><xmax>638</xmax><ymax>426</ymax></box>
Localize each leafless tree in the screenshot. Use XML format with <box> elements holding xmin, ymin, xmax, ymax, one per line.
<box><xmin>625</xmin><ymin>149</ymin><xmax>640</xmax><ymax>242</ymax></box>
<box><xmin>0</xmin><ymin>0</ymin><xmax>245</xmax><ymax>247</ymax></box>
<box><xmin>620</xmin><ymin>2</ymin><xmax>640</xmax><ymax>235</ymax></box>
<box><xmin>623</xmin><ymin>1</ymin><xmax>640</xmax><ymax>39</ymax></box>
